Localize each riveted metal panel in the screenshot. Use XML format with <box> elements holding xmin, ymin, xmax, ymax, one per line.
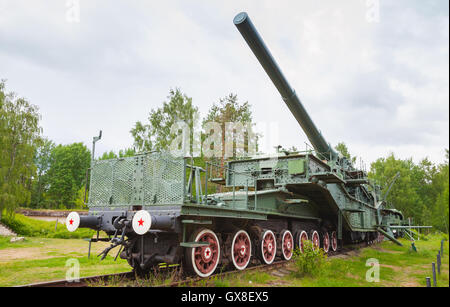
<box><xmin>89</xmin><ymin>160</ymin><xmax>114</xmax><ymax>206</ymax></box>
<box><xmin>88</xmin><ymin>152</ymin><xmax>184</xmax><ymax>207</ymax></box>
<box><xmin>227</xmin><ymin>156</ymin><xmax>312</xmax><ymax>187</ymax></box>
<box><xmin>142</xmin><ymin>152</ymin><xmax>185</xmax><ymax>205</ymax></box>
<box><xmin>348</xmin><ymin>212</ymin><xmax>362</xmax><ymax>228</ymax></box>
<box><xmin>288</xmin><ymin>159</ymin><xmax>305</xmax><ymax>175</ymax></box>
<box><xmin>113</xmin><ymin>158</ymin><xmax>136</xmax><ymax>204</ymax></box>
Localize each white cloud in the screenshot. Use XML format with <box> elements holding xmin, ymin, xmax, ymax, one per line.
<box><xmin>0</xmin><ymin>0</ymin><xmax>448</xmax><ymax>166</ymax></box>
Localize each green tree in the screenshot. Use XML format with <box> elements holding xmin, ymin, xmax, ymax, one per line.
<box><xmin>434</xmin><ymin>180</ymin><xmax>449</xmax><ymax>233</ymax></box>
<box><xmin>0</xmin><ymin>81</ymin><xmax>42</xmax><ymax>215</ymax></box>
<box><xmin>118</xmin><ymin>148</ymin><xmax>136</xmax><ymax>158</ymax></box>
<box><xmin>99</xmin><ymin>148</ymin><xmax>136</xmax><ymax>161</ymax></box>
<box><xmin>130</xmin><ymin>88</ymin><xmax>199</xmax><ymax>155</ymax></box>
<box><xmin>203</xmin><ymin>93</ymin><xmax>258</xmax><ymax>160</ymax></box>
<box><xmin>335</xmin><ymin>142</ymin><xmax>357</xmax><ymax>164</ymax></box>
<box><xmin>431</xmin><ymin>149</ymin><xmax>449</xmax><ymax>232</ymax></box>
<box><xmin>46</xmin><ymin>143</ymin><xmax>91</xmax><ymax>209</ymax></box>
<box><xmin>99</xmin><ymin>150</ymin><xmax>117</xmax><ymax>161</ymax></box>
<box><xmin>369</xmin><ymin>153</ymin><xmax>424</xmax><ymax>223</ymax></box>
<box><xmin>30</xmin><ymin>138</ymin><xmax>55</xmax><ymax>208</ymax></box>
<box><xmin>369</xmin><ymin>151</ymin><xmax>449</xmax><ymax>232</ymax></box>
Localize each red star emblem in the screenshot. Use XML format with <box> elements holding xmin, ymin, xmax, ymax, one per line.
<box><xmin>138</xmin><ymin>218</ymin><xmax>144</xmax><ymax>226</ymax></box>
<box><xmin>69</xmin><ymin>219</ymin><xmax>74</xmax><ymax>225</ymax></box>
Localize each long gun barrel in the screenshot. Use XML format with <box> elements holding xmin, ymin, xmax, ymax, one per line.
<box><xmin>234</xmin><ymin>12</ymin><xmax>337</xmax><ymax>160</ymax></box>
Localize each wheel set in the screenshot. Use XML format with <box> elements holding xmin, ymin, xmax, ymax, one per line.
<box><xmin>367</xmin><ymin>232</ymin><xmax>384</xmax><ymax>245</ymax></box>
<box><xmin>311</xmin><ymin>230</ymin><xmax>320</xmax><ymax>251</ymax></box>
<box><xmin>185</xmin><ymin>228</ymin><xmax>221</xmax><ymax>278</ymax></box>
<box><xmin>230</xmin><ymin>229</ymin><xmax>252</xmax><ymax>270</ymax></box>
<box><xmin>185</xmin><ymin>226</ymin><xmax>339</xmax><ymax>277</ymax></box>
<box><xmin>280</xmin><ymin>230</ymin><xmax>294</xmax><ymax>261</ymax></box>
<box><xmin>322</xmin><ymin>231</ymin><xmax>330</xmax><ymax>253</ymax></box>
<box><xmin>330</xmin><ymin>230</ymin><xmax>338</xmax><ymax>252</ymax></box>
<box><xmin>377</xmin><ymin>232</ymin><xmax>385</xmax><ymax>243</ymax></box>
<box><xmin>296</xmin><ymin>230</ymin><xmax>309</xmax><ymax>253</ymax></box>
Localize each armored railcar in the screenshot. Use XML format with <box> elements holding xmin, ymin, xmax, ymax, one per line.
<box><xmin>66</xmin><ymin>12</ymin><xmax>414</xmax><ymax>277</ymax></box>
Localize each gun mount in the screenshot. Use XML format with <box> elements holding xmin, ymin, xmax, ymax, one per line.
<box><xmin>234</xmin><ymin>12</ymin><xmax>337</xmax><ymax>161</ymax></box>
<box><xmin>64</xmin><ymin>12</ymin><xmax>431</xmax><ymax>278</ymax></box>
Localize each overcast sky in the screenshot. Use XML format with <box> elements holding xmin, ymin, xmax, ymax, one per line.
<box><xmin>0</xmin><ymin>0</ymin><xmax>448</xmax><ymax>166</ymax></box>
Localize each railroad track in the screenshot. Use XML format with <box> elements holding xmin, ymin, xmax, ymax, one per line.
<box><xmin>166</xmin><ymin>242</ymin><xmax>369</xmax><ymax>287</ymax></box>
<box><xmin>17</xmin><ymin>271</ymin><xmax>135</xmax><ymax>287</ymax></box>
<box><xmin>161</xmin><ymin>260</ymin><xmax>290</xmax><ymax>287</ymax></box>
<box><xmin>18</xmin><ymin>241</ymin><xmax>373</xmax><ymax>287</ymax></box>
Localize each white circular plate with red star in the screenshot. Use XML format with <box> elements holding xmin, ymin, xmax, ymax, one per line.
<box><xmin>66</xmin><ymin>212</ymin><xmax>80</xmax><ymax>232</ymax></box>
<box><xmin>132</xmin><ymin>210</ymin><xmax>152</xmax><ymax>235</ymax></box>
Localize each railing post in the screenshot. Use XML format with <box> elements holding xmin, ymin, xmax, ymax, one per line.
<box><xmin>432</xmin><ymin>262</ymin><xmax>437</xmax><ymax>287</ymax></box>
<box><xmin>254</xmin><ymin>179</ymin><xmax>258</xmax><ymax>211</ymax></box>
<box><xmin>87</xmin><ymin>239</ymin><xmax>92</xmax><ymax>259</ymax></box>
<box><xmin>232</xmin><ymin>172</ymin><xmax>236</xmax><ymax>209</ymax></box>
<box><xmin>204</xmin><ymin>163</ymin><xmax>208</xmax><ymax>204</ymax></box>
<box><xmin>246</xmin><ymin>179</ymin><xmax>249</xmax><ymax>208</ymax></box>
<box><xmin>437</xmin><ymin>252</ymin><xmax>441</xmax><ymax>275</ymax></box>
<box><xmin>426</xmin><ymin>277</ymin><xmax>431</xmax><ymax>287</ymax></box>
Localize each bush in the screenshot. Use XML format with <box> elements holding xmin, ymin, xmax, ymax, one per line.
<box><xmin>292</xmin><ymin>240</ymin><xmax>328</xmax><ymax>277</ymax></box>
<box><xmin>1</xmin><ymin>213</ymin><xmax>95</xmax><ymax>239</ymax></box>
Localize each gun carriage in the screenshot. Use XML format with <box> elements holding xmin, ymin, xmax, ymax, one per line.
<box><xmin>66</xmin><ymin>12</ymin><xmax>427</xmax><ymax>277</ymax></box>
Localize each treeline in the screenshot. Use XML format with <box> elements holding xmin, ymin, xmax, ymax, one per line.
<box><xmin>130</xmin><ymin>88</ymin><xmax>256</xmax><ymax>156</ymax></box>
<box><xmin>1</xmin><ymin>82</ymin><xmax>255</xmax><ymax>213</ymax></box>
<box><xmin>335</xmin><ymin>143</ymin><xmax>449</xmax><ymax>233</ymax></box>
<box><xmin>1</xmin><ymin>81</ymin><xmax>42</xmax><ymax>215</ymax></box>
<box><xmin>369</xmin><ymin>151</ymin><xmax>449</xmax><ymax>233</ymax></box>
<box><xmin>1</xmin><ymin>81</ymin><xmax>448</xmax><ymax>233</ymax></box>
<box><xmin>31</xmin><ymin>140</ymin><xmax>90</xmax><ymax>209</ymax></box>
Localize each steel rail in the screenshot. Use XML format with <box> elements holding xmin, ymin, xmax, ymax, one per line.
<box><xmin>17</xmin><ymin>271</ymin><xmax>135</xmax><ymax>288</ymax></box>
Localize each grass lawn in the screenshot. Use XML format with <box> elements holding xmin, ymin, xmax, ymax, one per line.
<box><xmin>0</xmin><ymin>233</ymin><xmax>448</xmax><ymax>287</ymax></box>
<box><xmin>1</xmin><ymin>213</ymin><xmax>96</xmax><ymax>239</ymax></box>
<box><xmin>0</xmin><ymin>236</ymin><xmax>130</xmax><ymax>286</ymax></box>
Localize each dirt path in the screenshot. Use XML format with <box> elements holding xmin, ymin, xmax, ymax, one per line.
<box><xmin>0</xmin><ymin>248</ymin><xmax>46</xmax><ymax>261</ymax></box>
<box><xmin>0</xmin><ymin>238</ymin><xmax>111</xmax><ymax>262</ymax></box>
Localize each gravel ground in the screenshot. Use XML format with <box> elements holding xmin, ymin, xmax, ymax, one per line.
<box><xmin>0</xmin><ymin>222</ymin><xmax>16</xmax><ymax>236</ymax></box>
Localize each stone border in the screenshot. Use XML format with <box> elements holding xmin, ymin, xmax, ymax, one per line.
<box><xmin>0</xmin><ymin>222</ymin><xmax>17</xmax><ymax>237</ymax></box>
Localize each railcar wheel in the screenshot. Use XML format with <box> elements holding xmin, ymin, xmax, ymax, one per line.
<box><xmin>296</xmin><ymin>230</ymin><xmax>308</xmax><ymax>253</ymax></box>
<box><xmin>186</xmin><ymin>228</ymin><xmax>221</xmax><ymax>278</ymax></box>
<box><xmin>260</xmin><ymin>230</ymin><xmax>276</xmax><ymax>264</ymax></box>
<box><xmin>230</xmin><ymin>229</ymin><xmax>252</xmax><ymax>270</ymax></box>
<box><xmin>322</xmin><ymin>231</ymin><xmax>330</xmax><ymax>253</ymax></box>
<box><xmin>330</xmin><ymin>231</ymin><xmax>338</xmax><ymax>252</ymax></box>
<box><xmin>311</xmin><ymin>230</ymin><xmax>320</xmax><ymax>251</ymax></box>
<box><xmin>280</xmin><ymin>230</ymin><xmax>294</xmax><ymax>260</ymax></box>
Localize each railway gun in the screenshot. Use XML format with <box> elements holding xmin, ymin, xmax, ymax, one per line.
<box><xmin>66</xmin><ymin>12</ymin><xmax>430</xmax><ymax>277</ymax></box>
